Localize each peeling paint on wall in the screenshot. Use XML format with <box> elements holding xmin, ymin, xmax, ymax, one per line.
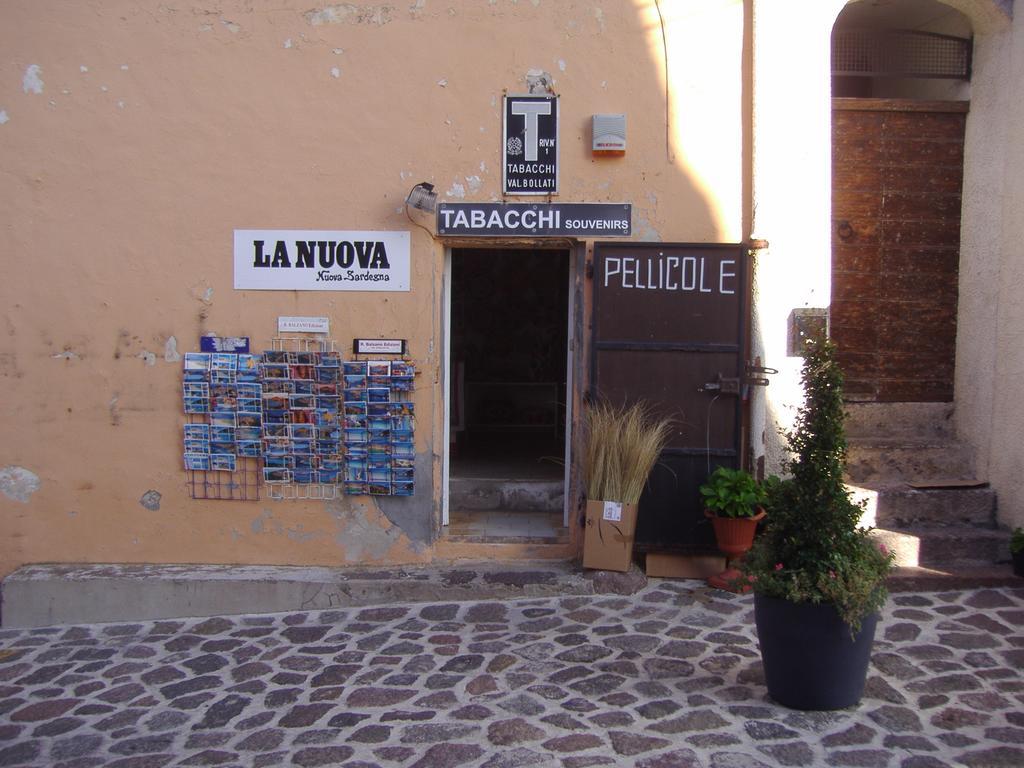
<box><xmin>109</xmin><ymin>394</ymin><xmax>121</xmax><ymax>427</ymax></box>
<box><xmin>326</xmin><ymin>497</ymin><xmax>403</xmax><ymax>562</ymax></box>
<box><xmin>139</xmin><ymin>490</ymin><xmax>161</xmax><ymax>511</ymax></box>
<box><xmin>0</xmin><ymin>111</ymin><xmax>9</xmax><ymax>125</ymax></box>
<box><xmin>526</xmin><ymin>69</ymin><xmax>554</xmax><ymax>94</ymax></box>
<box><xmin>330</xmin><ymin>67</ymin><xmax>341</xmax><ymax>79</ymax></box>
<box><xmin>22</xmin><ymin>65</ymin><xmax>44</xmax><ymax>95</ymax></box>
<box><xmin>137</xmin><ymin>351</ymin><xmax>156</xmax><ymax>367</ymax></box>
<box><xmin>164</xmin><ymin>336</ymin><xmax>181</xmax><ymax>363</ymax></box>
<box><xmin>0</xmin><ymin>466</ymin><xmax>40</xmax><ymax>503</ymax></box>
<box><xmin>377</xmin><ymin>449</ymin><xmax>435</xmax><ymax>548</ymax></box>
<box><xmin>446</xmin><ymin>182</ymin><xmax>465</xmax><ymax>199</ymax></box>
<box><xmin>305</xmin><ymin>5</ymin><xmax>394</xmax><ymax>26</ymax></box>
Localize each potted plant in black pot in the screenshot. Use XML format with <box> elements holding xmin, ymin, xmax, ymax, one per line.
<box><xmin>1011</xmin><ymin>528</ymin><xmax>1024</xmax><ymax>577</ymax></box>
<box><xmin>700</xmin><ymin>466</ymin><xmax>768</xmax><ymax>592</ymax></box>
<box><xmin>742</xmin><ymin>334</ymin><xmax>895</xmax><ymax>710</ymax></box>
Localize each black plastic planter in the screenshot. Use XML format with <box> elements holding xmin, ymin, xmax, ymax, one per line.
<box><xmin>754</xmin><ymin>593</ymin><xmax>879</xmax><ymax>710</ymax></box>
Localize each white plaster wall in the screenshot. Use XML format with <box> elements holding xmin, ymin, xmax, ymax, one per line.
<box><xmin>750</xmin><ymin>0</ymin><xmax>847</xmax><ymax>474</ymax></box>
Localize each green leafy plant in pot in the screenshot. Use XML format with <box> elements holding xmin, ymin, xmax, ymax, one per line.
<box><xmin>699</xmin><ymin>466</ymin><xmax>768</xmax><ymax>592</ymax></box>
<box><xmin>1011</xmin><ymin>528</ymin><xmax>1024</xmax><ymax>578</ymax></box>
<box><xmin>582</xmin><ymin>399</ymin><xmax>673</xmax><ymax>573</ymax></box>
<box><xmin>742</xmin><ymin>334</ymin><xmax>894</xmax><ymax>710</ymax></box>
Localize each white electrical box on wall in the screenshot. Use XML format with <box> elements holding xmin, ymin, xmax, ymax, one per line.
<box><xmin>592</xmin><ymin>114</ymin><xmax>626</xmax><ymax>155</ymax></box>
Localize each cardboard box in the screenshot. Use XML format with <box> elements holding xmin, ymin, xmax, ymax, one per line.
<box><xmin>645</xmin><ymin>552</ymin><xmax>726</xmax><ymax>579</ymax></box>
<box><xmin>582</xmin><ymin>499</ymin><xmax>638</xmax><ymax>572</ymax></box>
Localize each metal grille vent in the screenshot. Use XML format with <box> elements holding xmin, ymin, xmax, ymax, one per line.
<box><xmin>832</xmin><ymin>29</ymin><xmax>971</xmax><ymax>80</ymax></box>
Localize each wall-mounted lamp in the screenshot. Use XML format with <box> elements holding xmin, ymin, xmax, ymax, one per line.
<box><xmin>405</xmin><ymin>182</ymin><xmax>437</xmax><ymax>213</ymax></box>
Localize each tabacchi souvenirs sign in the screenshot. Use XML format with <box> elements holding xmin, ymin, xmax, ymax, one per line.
<box><xmin>234</xmin><ymin>230</ymin><xmax>411</xmax><ymax>292</ymax></box>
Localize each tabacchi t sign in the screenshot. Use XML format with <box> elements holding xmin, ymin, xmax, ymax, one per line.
<box><xmin>503</xmin><ymin>95</ymin><xmax>558</xmax><ymax>195</ymax></box>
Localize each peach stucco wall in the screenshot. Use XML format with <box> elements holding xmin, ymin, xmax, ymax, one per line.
<box><xmin>0</xmin><ymin>1</ymin><xmax>747</xmax><ymax>576</ymax></box>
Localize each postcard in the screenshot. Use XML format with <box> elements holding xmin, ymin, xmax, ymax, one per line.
<box><xmin>209</xmin><ymin>454</ymin><xmax>236</xmax><ymax>472</ymax></box>
<box><xmin>391</xmin><ymin>415</ymin><xmax>414</xmax><ymax>431</ymax></box>
<box><xmin>237</xmin><ymin>383</ymin><xmax>262</xmax><ymax>400</ymax></box>
<box><xmin>367</xmin><ymin>375</ymin><xmax>390</xmax><ymax>388</ymax></box>
<box><xmin>183</xmin><ymin>370</ymin><xmax>208</xmax><ymax>383</ymax></box>
<box><xmin>320</xmin><ymin>352</ymin><xmax>341</xmax><ymax>367</ymax></box>
<box><xmin>237</xmin><ymin>399</ymin><xmax>262</xmax><ymax>413</ymax></box>
<box><xmin>292</xmin><ymin>469</ymin><xmax>317</xmax><ymax>485</ymax></box>
<box><xmin>262</xmin><ymin>350</ymin><xmax>289</xmax><ymax>364</ymax></box>
<box><xmin>263</xmin><ymin>409</ymin><xmax>290</xmax><ymax>424</ymax></box>
<box><xmin>184</xmin><ymin>352</ymin><xmax>212</xmax><ymax>371</ymax></box>
<box><xmin>318</xmin><ymin>425</ymin><xmax>342</xmax><ymax>441</ymax></box>
<box><xmin>368</xmin><ymin>416</ymin><xmax>391</xmax><ymax>432</ymax></box>
<box><xmin>184</xmin><ymin>453</ymin><xmax>210</xmax><ymax>471</ymax></box>
<box><xmin>344</xmin><ymin>414</ymin><xmax>367</xmax><ymax>428</ymax></box>
<box><xmin>367</xmin><ymin>443</ymin><xmax>392</xmax><ymax>458</ymax></box>
<box><xmin>320</xmin><ymin>457</ymin><xmax>342</xmax><ymax>472</ymax></box>
<box><xmin>295</xmin><ymin>351</ymin><xmax>318</xmax><ymax>367</ymax></box>
<box><xmin>237</xmin><ymin>440</ymin><xmax>261</xmax><ymax>458</ymax></box>
<box><xmin>211</xmin><ymin>425</ymin><xmax>235</xmax><ymax>443</ymax></box>
<box><xmin>237</xmin><ymin>411</ymin><xmax>262</xmax><ymax>428</ymax></box>
<box><xmin>210</xmin><ymin>370</ymin><xmax>236</xmax><ymax>386</ymax></box>
<box><xmin>184</xmin><ymin>438</ymin><xmax>210</xmax><ymax>454</ymax></box>
<box><xmin>209</xmin><ymin>412</ymin><xmax>236</xmax><ymax>427</ymax></box>
<box><xmin>210</xmin><ymin>384</ymin><xmax>238</xmax><ymax>402</ymax></box>
<box><xmin>392</xmin><ymin>482</ymin><xmax>414</xmax><ymax>497</ymax></box>
<box><xmin>290</xmin><ymin>424</ymin><xmax>316</xmax><ymax>440</ymax></box>
<box><xmin>264</xmin><ymin>437</ymin><xmax>291</xmax><ymax>456</ymax></box>
<box><xmin>184</xmin><ymin>397</ymin><xmax>209</xmax><ymax>414</ymax></box>
<box><xmin>344</xmin><ymin>444</ymin><xmax>368</xmax><ymax>459</ymax></box>
<box><xmin>343</xmin><ymin>361</ymin><xmax>367</xmax><ymax>376</ymax></box>
<box><xmin>391</xmin><ymin>379</ymin><xmax>414</xmax><ymax>393</ymax></box>
<box><xmin>315</xmin><ymin>383</ymin><xmax>338</xmax><ymax>397</ymax></box>
<box><xmin>294</xmin><ymin>455</ymin><xmax>316</xmax><ymax>471</ymax></box>
<box><xmin>316</xmin><ymin>367</ymin><xmax>341</xmax><ymax>383</ymax></box>
<box><xmin>344</xmin><ymin>375</ymin><xmax>367</xmax><ymax>389</ymax></box>
<box><xmin>317</xmin><ymin>440</ymin><xmax>341</xmax><ymax>456</ymax></box>
<box><xmin>391</xmin><ymin>458</ymin><xmax>414</xmax><ymax>469</ymax></box>
<box><xmin>345</xmin><ymin>462</ymin><xmax>367</xmax><ymax>482</ymax></box>
<box><xmin>392</xmin><ymin>442</ymin><xmax>415</xmax><ymax>459</ymax></box>
<box><xmin>367</xmin><ymin>361</ymin><xmax>390</xmax><ymax>377</ymax></box>
<box><xmin>263</xmin><ymin>454</ymin><xmax>294</xmax><ymax>469</ymax></box>
<box><xmin>290</xmin><ymin>365</ymin><xmax>314</xmax><ymax>381</ymax></box>
<box><xmin>264</xmin><ymin>423</ymin><xmax>289</xmax><ymax>438</ymax></box>
<box><xmin>367</xmin><ymin>388</ymin><xmax>390</xmax><ymax>403</ymax></box>
<box><xmin>291</xmin><ymin>410</ymin><xmax>315</xmax><ymax>425</ymax></box>
<box><xmin>263</xmin><ymin>393</ymin><xmax>290</xmax><ymax>410</ymax></box>
<box><xmin>368</xmin><ymin>482</ymin><xmax>391</xmax><ymax>496</ymax></box>
<box><xmin>392</xmin><ymin>401</ymin><xmax>414</xmax><ymax>417</ymax></box>
<box><xmin>292</xmin><ymin>439</ymin><xmax>314</xmax><ymax>455</ymax></box>
<box><xmin>236</xmin><ymin>426</ymin><xmax>261</xmax><ymax>442</ymax></box>
<box><xmin>368</xmin><ymin>463</ymin><xmax>391</xmax><ymax>483</ymax></box>
<box><xmin>210</xmin><ymin>441</ymin><xmax>236</xmax><ymax>455</ymax></box>
<box><xmin>391</xmin><ymin>429</ymin><xmax>414</xmax><ymax>444</ymax></box>
<box><xmin>344</xmin><ymin>402</ymin><xmax>368</xmax><ymax>416</ymax></box>
<box><xmin>293</xmin><ymin>380</ymin><xmax>315</xmax><ymax>396</ymax></box>
<box><xmin>317</xmin><ymin>397</ymin><xmax>341</xmax><ymax>414</ymax></box>
<box><xmin>237</xmin><ymin>353</ymin><xmax>261</xmax><ymax>376</ymax></box>
<box><xmin>392</xmin><ymin>466</ymin><xmax>415</xmax><ymax>482</ymax></box>
<box><xmin>184</xmin><ymin>424</ymin><xmax>210</xmax><ymax>440</ymax></box>
<box><xmin>263</xmin><ymin>380</ymin><xmax>294</xmax><ymax>395</ymax></box>
<box><xmin>211</xmin><ymin>353</ymin><xmax>238</xmax><ymax>372</ymax></box>
<box><xmin>262</xmin><ymin>363</ymin><xmax>290</xmax><ymax>380</ymax></box>
<box><xmin>183</xmin><ymin>382</ymin><xmax>209</xmax><ymax>398</ymax></box>
<box><xmin>263</xmin><ymin>467</ymin><xmax>292</xmax><ymax>484</ymax></box>
<box><xmin>390</xmin><ymin>361</ymin><xmax>414</xmax><ymax>379</ymax></box>
<box><xmin>343</xmin><ymin>388</ymin><xmax>367</xmax><ymax>403</ymax></box>
<box><xmin>318</xmin><ymin>468</ymin><xmax>340</xmax><ymax>484</ymax></box>
<box><xmin>344</xmin><ymin>481</ymin><xmax>367</xmax><ymax>495</ymax></box>
<box><xmin>344</xmin><ymin>427</ymin><xmax>368</xmax><ymax>443</ymax></box>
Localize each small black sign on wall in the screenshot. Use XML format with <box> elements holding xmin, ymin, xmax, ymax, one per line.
<box><xmin>503</xmin><ymin>95</ymin><xmax>558</xmax><ymax>195</ymax></box>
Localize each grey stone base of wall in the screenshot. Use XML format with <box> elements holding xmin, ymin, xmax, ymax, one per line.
<box><xmin>0</xmin><ymin>561</ymin><xmax>648</xmax><ymax>628</ymax></box>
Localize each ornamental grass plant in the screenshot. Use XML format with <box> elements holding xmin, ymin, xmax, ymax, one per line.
<box><xmin>583</xmin><ymin>399</ymin><xmax>673</xmax><ymax>505</ymax></box>
<box><xmin>742</xmin><ymin>334</ymin><xmax>895</xmax><ymax>632</ymax></box>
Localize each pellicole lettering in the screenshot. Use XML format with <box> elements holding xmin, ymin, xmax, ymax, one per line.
<box><xmin>603</xmin><ymin>253</ymin><xmax>737</xmax><ymax>295</ymax></box>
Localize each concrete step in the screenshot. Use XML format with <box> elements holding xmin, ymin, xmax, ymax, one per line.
<box><xmin>887</xmin><ymin>564</ymin><xmax>1023</xmax><ymax>592</ymax></box>
<box><xmin>870</xmin><ymin>526</ymin><xmax>1012</xmax><ymax>569</ymax></box>
<box><xmin>844</xmin><ymin>402</ymin><xmax>954</xmax><ymax>440</ymax></box>
<box><xmin>846</xmin><ymin>438</ymin><xmax>976</xmax><ymax>484</ymax></box>
<box><xmin>449</xmin><ymin>477</ymin><xmax>564</xmax><ymax>512</ymax></box>
<box><xmin>849</xmin><ymin>483</ymin><xmax>996</xmax><ymax>529</ymax></box>
<box><xmin>0</xmin><ymin>561</ymin><xmax>647</xmax><ymax>629</ymax></box>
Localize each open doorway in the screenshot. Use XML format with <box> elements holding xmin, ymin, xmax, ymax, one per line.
<box><xmin>445</xmin><ymin>248</ymin><xmax>571</xmax><ymax>541</ymax></box>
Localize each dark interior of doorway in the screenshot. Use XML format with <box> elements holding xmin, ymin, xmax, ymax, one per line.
<box><xmin>448</xmin><ymin>248</ymin><xmax>569</xmax><ymax>541</ymax></box>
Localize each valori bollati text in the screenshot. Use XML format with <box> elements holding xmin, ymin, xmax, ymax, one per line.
<box><xmin>604</xmin><ymin>254</ymin><xmax>736</xmax><ymax>295</ymax></box>
<box><xmin>251</xmin><ymin>240</ymin><xmax>391</xmax><ymax>270</ymax></box>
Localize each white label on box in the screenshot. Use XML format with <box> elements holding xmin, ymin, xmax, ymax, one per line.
<box><xmin>602</xmin><ymin>501</ymin><xmax>622</xmax><ymax>522</ymax></box>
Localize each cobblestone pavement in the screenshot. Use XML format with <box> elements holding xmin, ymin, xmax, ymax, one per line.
<box><xmin>0</xmin><ymin>582</ymin><xmax>1022</xmax><ymax>768</ymax></box>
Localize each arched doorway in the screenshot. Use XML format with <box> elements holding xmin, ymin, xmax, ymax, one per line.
<box><xmin>830</xmin><ymin>0</ymin><xmax>972</xmax><ymax>402</ymax></box>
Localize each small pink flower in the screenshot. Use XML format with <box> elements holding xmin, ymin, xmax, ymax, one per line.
<box><xmin>774</xmin><ymin>562</ymin><xmax>784</xmax><ymax>571</ymax></box>
<box><xmin>829</xmin><ymin>570</ymin><xmax>837</xmax><ymax>579</ymax></box>
<box><xmin>878</xmin><ymin>542</ymin><xmax>889</xmax><ymax>555</ymax></box>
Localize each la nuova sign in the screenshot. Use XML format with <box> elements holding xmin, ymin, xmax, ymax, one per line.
<box><xmin>234</xmin><ymin>230</ymin><xmax>410</xmax><ymax>291</ymax></box>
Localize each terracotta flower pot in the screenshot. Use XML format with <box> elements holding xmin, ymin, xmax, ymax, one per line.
<box><xmin>705</xmin><ymin>508</ymin><xmax>765</xmax><ymax>592</ymax></box>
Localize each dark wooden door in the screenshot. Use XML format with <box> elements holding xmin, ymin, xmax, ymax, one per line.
<box><xmin>831</xmin><ymin>98</ymin><xmax>966</xmax><ymax>402</ymax></box>
<box><xmin>591</xmin><ymin>242</ymin><xmax>746</xmax><ymax>552</ymax></box>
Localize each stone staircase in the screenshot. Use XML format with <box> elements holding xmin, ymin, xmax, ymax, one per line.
<box><xmin>844</xmin><ymin>402</ymin><xmax>1012</xmax><ymax>574</ymax></box>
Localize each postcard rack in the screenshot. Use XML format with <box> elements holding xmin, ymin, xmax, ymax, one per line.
<box><xmin>181</xmin><ymin>336</ymin><xmax>415</xmax><ymax>501</ymax></box>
